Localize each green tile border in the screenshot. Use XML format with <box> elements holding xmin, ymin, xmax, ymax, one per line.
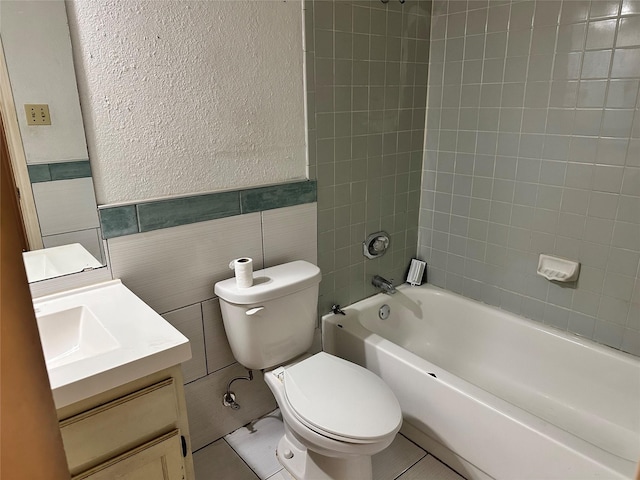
<box><xmin>240</xmin><ymin>180</ymin><xmax>317</xmax><ymax>213</ymax></box>
<box><xmin>99</xmin><ymin>206</ymin><xmax>139</xmax><ymax>239</ymax></box>
<box><xmin>100</xmin><ymin>180</ymin><xmax>316</xmax><ymax>239</ymax></box>
<box><xmin>137</xmin><ymin>191</ymin><xmax>241</xmax><ymax>232</ymax></box>
<box><xmin>50</xmin><ymin>161</ymin><xmax>92</xmax><ymax>180</ymax></box>
<box><xmin>28</xmin><ymin>160</ymin><xmax>91</xmax><ymax>183</ymax></box>
<box><xmin>27</xmin><ymin>164</ymin><xmax>51</xmax><ymax>183</ymax></box>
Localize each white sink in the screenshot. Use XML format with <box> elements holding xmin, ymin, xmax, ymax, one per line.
<box><xmin>33</xmin><ymin>280</ymin><xmax>191</xmax><ymax>409</ymax></box>
<box><xmin>23</xmin><ymin>243</ymin><xmax>103</xmax><ymax>283</ymax></box>
<box><xmin>37</xmin><ymin>306</ymin><xmax>119</xmax><ymax>369</ymax></box>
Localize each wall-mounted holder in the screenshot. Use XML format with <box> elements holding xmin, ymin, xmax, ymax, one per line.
<box><xmin>363</xmin><ymin>231</ymin><xmax>390</xmax><ymax>259</ymax></box>
<box><xmin>537</xmin><ymin>254</ymin><xmax>580</xmax><ymax>282</ymax></box>
<box><xmin>406</xmin><ymin>259</ymin><xmax>426</xmax><ymax>286</ymax></box>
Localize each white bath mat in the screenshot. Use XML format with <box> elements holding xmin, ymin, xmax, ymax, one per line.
<box><xmin>225</xmin><ymin>409</ymin><xmax>284</xmax><ymax>480</ymax></box>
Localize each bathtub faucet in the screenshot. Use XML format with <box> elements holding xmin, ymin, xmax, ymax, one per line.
<box><xmin>372</xmin><ymin>275</ymin><xmax>396</xmax><ymax>294</ymax></box>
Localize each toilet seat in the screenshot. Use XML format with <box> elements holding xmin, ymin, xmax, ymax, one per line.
<box><xmin>281</xmin><ymin>352</ymin><xmax>402</xmax><ymax>443</ymax></box>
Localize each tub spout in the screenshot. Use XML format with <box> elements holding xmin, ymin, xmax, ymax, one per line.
<box><xmin>372</xmin><ymin>275</ymin><xmax>396</xmax><ymax>294</ymax></box>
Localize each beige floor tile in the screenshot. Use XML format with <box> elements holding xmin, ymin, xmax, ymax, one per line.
<box><xmin>397</xmin><ymin>455</ymin><xmax>466</xmax><ymax>480</ymax></box>
<box><xmin>265</xmin><ymin>469</ymin><xmax>294</xmax><ymax>480</ymax></box>
<box><xmin>193</xmin><ymin>439</ymin><xmax>258</xmax><ymax>480</ymax></box>
<box><xmin>372</xmin><ymin>433</ymin><xmax>427</xmax><ymax>480</ymax></box>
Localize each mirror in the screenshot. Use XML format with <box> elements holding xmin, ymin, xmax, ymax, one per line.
<box><xmin>1</xmin><ymin>0</ymin><xmax>106</xmax><ymax>282</ymax></box>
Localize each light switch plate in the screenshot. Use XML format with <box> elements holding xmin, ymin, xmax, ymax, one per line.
<box><xmin>24</xmin><ymin>104</ymin><xmax>51</xmax><ymax>125</ymax></box>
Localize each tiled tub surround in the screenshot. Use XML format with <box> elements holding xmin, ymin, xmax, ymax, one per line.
<box><xmin>106</xmin><ymin>202</ymin><xmax>318</xmax><ymax>451</ymax></box>
<box><xmin>305</xmin><ymin>0</ymin><xmax>432</xmax><ymax>313</ymax></box>
<box><xmin>419</xmin><ymin>0</ymin><xmax>640</xmax><ymax>356</ymax></box>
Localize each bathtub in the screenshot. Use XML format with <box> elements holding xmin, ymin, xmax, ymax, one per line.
<box><xmin>322</xmin><ymin>284</ymin><xmax>640</xmax><ymax>479</ymax></box>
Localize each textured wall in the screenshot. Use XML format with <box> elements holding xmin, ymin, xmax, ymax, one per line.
<box><xmin>306</xmin><ymin>0</ymin><xmax>431</xmax><ymax>314</ymax></box>
<box><xmin>67</xmin><ymin>0</ymin><xmax>307</xmax><ymax>204</ymax></box>
<box><xmin>419</xmin><ymin>0</ymin><xmax>640</xmax><ymax>356</ymax></box>
<box><xmin>1</xmin><ymin>1</ymin><xmax>88</xmax><ymax>163</ymax></box>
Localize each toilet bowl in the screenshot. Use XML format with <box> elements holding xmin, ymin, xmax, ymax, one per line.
<box><xmin>265</xmin><ymin>352</ymin><xmax>402</xmax><ymax>479</ymax></box>
<box><xmin>214</xmin><ymin>261</ymin><xmax>402</xmax><ymax>480</ymax></box>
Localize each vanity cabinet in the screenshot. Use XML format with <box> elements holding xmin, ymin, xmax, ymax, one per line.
<box><xmin>56</xmin><ymin>366</ymin><xmax>194</xmax><ymax>480</ymax></box>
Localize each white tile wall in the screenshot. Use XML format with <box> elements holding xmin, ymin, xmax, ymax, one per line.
<box><xmin>202</xmin><ymin>298</ymin><xmax>236</xmax><ymax>374</ymax></box>
<box><xmin>32</xmin><ymin>178</ymin><xmax>99</xmax><ymax>235</ymax></box>
<box><xmin>104</xmin><ymin>203</ymin><xmax>319</xmax><ymax>450</ymax></box>
<box><xmin>184</xmin><ymin>362</ymin><xmax>276</xmax><ymax>451</ymax></box>
<box><xmin>262</xmin><ymin>203</ymin><xmax>318</xmax><ymax>267</ymax></box>
<box><xmin>162</xmin><ymin>304</ymin><xmax>207</xmax><ymax>383</ymax></box>
<box><xmin>42</xmin><ymin>227</ymin><xmax>103</xmax><ymax>264</ymax></box>
<box><xmin>107</xmin><ymin>213</ymin><xmax>264</xmax><ymax>314</ymax></box>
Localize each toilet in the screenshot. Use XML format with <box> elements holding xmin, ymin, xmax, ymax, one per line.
<box><xmin>214</xmin><ymin>260</ymin><xmax>402</xmax><ymax>480</ymax></box>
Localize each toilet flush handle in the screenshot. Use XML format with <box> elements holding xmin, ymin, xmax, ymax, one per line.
<box><xmin>246</xmin><ymin>306</ymin><xmax>265</xmax><ymax>316</ymax></box>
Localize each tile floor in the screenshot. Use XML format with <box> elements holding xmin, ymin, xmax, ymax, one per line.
<box><xmin>193</xmin><ymin>410</ymin><xmax>465</xmax><ymax>480</ymax></box>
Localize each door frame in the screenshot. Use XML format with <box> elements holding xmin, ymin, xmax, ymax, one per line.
<box><xmin>0</xmin><ymin>36</ymin><xmax>43</xmax><ymax>251</ymax></box>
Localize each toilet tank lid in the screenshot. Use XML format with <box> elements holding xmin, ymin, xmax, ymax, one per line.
<box><xmin>214</xmin><ymin>260</ymin><xmax>321</xmax><ymax>304</ymax></box>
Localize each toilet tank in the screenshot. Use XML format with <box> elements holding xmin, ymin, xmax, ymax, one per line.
<box><xmin>214</xmin><ymin>261</ymin><xmax>321</xmax><ymax>370</ymax></box>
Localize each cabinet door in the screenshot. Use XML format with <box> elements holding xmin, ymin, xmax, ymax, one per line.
<box><xmin>60</xmin><ymin>378</ymin><xmax>179</xmax><ymax>474</ymax></box>
<box><xmin>72</xmin><ymin>430</ymin><xmax>185</xmax><ymax>480</ymax></box>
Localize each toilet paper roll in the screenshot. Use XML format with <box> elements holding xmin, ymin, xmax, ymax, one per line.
<box><xmin>229</xmin><ymin>257</ymin><xmax>253</xmax><ymax>288</ymax></box>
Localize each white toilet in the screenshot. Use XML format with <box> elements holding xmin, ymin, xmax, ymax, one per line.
<box><xmin>214</xmin><ymin>260</ymin><xmax>402</xmax><ymax>480</ymax></box>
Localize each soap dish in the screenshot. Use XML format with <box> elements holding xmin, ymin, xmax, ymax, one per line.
<box><xmin>537</xmin><ymin>254</ymin><xmax>580</xmax><ymax>282</ymax></box>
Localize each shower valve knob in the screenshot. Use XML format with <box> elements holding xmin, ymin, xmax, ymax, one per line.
<box><xmin>372</xmin><ymin>237</ymin><xmax>387</xmax><ymax>252</ymax></box>
<box><xmin>363</xmin><ymin>231</ymin><xmax>390</xmax><ymax>259</ymax></box>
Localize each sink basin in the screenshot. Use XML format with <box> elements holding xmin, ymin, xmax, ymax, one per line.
<box><xmin>23</xmin><ymin>243</ymin><xmax>103</xmax><ymax>283</ymax></box>
<box><xmin>33</xmin><ymin>280</ymin><xmax>191</xmax><ymax>409</ymax></box>
<box><xmin>36</xmin><ymin>306</ymin><xmax>119</xmax><ymax>369</ymax></box>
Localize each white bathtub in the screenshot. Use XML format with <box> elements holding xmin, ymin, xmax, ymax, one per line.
<box><xmin>322</xmin><ymin>284</ymin><xmax>640</xmax><ymax>479</ymax></box>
